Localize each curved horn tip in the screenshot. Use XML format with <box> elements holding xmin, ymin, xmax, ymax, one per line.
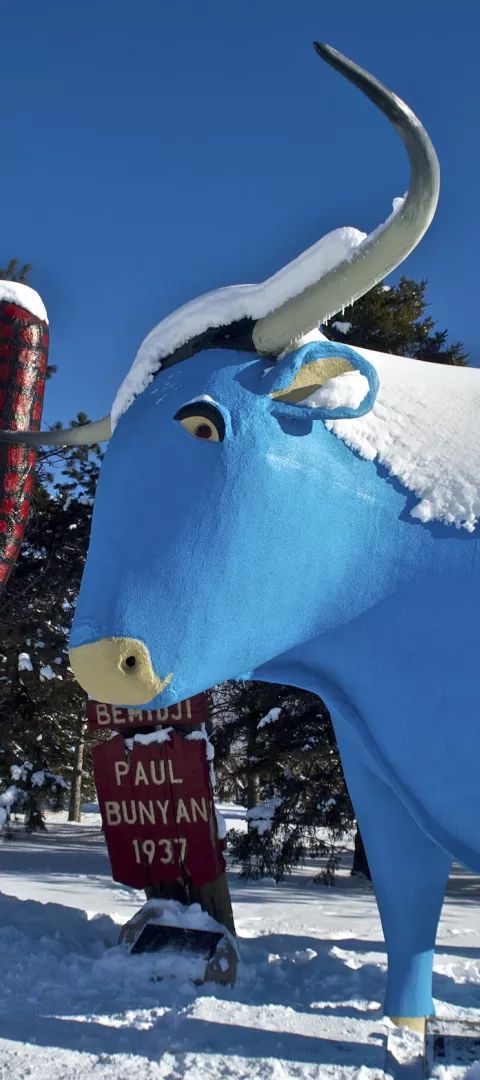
<box><xmin>252</xmin><ymin>42</ymin><xmax>439</xmax><ymax>356</ymax></box>
<box><xmin>313</xmin><ymin>42</ymin><xmax>357</xmax><ymax>69</ymax></box>
<box><xmin>313</xmin><ymin>42</ymin><xmax>336</xmax><ymax>59</ymax></box>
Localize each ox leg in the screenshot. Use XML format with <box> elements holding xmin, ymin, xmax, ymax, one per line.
<box><xmin>335</xmin><ymin>731</ymin><xmax>451</xmax><ymax>1029</ymax></box>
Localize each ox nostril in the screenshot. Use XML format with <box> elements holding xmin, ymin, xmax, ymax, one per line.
<box><xmin>124</xmin><ymin>655</ymin><xmax>137</xmax><ymax>670</ymax></box>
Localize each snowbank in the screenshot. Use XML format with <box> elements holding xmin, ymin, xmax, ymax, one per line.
<box><xmin>0</xmin><ymin>815</ymin><xmax>480</xmax><ymax>1077</ymax></box>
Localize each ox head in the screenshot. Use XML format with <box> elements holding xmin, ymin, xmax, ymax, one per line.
<box><xmin>0</xmin><ymin>44</ymin><xmax>440</xmax><ymax>706</ymax></box>
<box><xmin>69</xmin><ymin>337</ymin><xmax>382</xmax><ymax>706</ymax></box>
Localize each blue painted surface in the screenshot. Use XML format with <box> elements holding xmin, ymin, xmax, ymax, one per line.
<box><xmin>71</xmin><ymin>342</ymin><xmax>479</xmax><ymax>1017</ymax></box>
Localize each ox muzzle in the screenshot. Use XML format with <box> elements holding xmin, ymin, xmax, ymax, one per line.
<box><xmin>69</xmin><ymin>638</ymin><xmax>172</xmax><ymax>705</ymax></box>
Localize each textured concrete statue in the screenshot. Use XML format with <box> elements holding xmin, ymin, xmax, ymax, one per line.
<box><xmin>2</xmin><ymin>45</ymin><xmax>479</xmax><ymax>1033</ymax></box>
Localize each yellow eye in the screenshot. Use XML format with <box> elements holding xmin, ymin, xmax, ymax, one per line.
<box><xmin>174</xmin><ymin>402</ymin><xmax>225</xmax><ymax>442</ymax></box>
<box><xmin>177</xmin><ymin>415</ymin><xmax>220</xmax><ymax>441</ymax></box>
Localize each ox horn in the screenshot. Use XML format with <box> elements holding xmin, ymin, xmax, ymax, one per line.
<box><xmin>0</xmin><ymin>43</ymin><xmax>439</xmax><ymax>446</ymax></box>
<box><xmin>252</xmin><ymin>42</ymin><xmax>440</xmax><ymax>356</ymax></box>
<box><xmin>0</xmin><ymin>415</ymin><xmax>111</xmax><ymax>446</ymax></box>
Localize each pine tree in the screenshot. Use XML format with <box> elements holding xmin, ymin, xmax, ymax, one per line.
<box><xmin>0</xmin><ymin>424</ymin><xmax>102</xmax><ymax>831</ymax></box>
<box><xmin>0</xmin><ymin>258</ymin><xmax>31</xmax><ymax>284</ymax></box>
<box><xmin>212</xmin><ymin>682</ymin><xmax>354</xmax><ymax>883</ymax></box>
<box><xmin>325</xmin><ymin>277</ymin><xmax>468</xmax><ymax>365</ymax></box>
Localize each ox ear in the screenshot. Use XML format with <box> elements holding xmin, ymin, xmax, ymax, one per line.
<box><xmin>267</xmin><ymin>342</ymin><xmax>379</xmax><ymax>422</ymax></box>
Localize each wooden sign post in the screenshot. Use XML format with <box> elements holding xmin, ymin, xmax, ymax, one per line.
<box><xmin>87</xmin><ymin>694</ymin><xmax>235</xmax><ymax>942</ymax></box>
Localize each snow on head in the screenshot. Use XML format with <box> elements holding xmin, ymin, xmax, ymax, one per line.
<box><xmin>328</xmin><ymin>346</ymin><xmax>480</xmax><ymax>532</ymax></box>
<box><xmin>302</xmin><ymin>370</ymin><xmax>370</xmax><ymax>411</ymax></box>
<box><xmin>111</xmin><ymin>192</ymin><xmax>410</xmax><ymax>430</ymax></box>
<box><xmin>114</xmin><ymin>321</ymin><xmax>480</xmax><ymax>531</ymax></box>
<box><xmin>106</xmin><ymin>194</ymin><xmax>480</xmax><ymax>533</ymax></box>
<box><xmin>111</xmin><ymin>226</ymin><xmax>366</xmax><ymax>429</ymax></box>
<box><xmin>0</xmin><ymin>281</ymin><xmax>48</xmax><ymax>323</ymax></box>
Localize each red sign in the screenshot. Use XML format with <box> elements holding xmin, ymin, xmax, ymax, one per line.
<box><xmin>87</xmin><ymin>693</ymin><xmax>208</xmax><ymax>729</ymax></box>
<box><xmin>92</xmin><ymin>731</ymin><xmax>224</xmax><ymax>889</ymax></box>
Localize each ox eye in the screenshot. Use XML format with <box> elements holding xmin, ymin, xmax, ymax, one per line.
<box><xmin>174</xmin><ymin>401</ymin><xmax>225</xmax><ymax>443</ymax></box>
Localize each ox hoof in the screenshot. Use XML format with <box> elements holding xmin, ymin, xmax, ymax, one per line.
<box><xmin>390</xmin><ymin>1016</ymin><xmax>426</xmax><ymax>1035</ymax></box>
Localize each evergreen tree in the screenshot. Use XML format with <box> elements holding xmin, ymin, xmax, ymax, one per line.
<box><xmin>0</xmin><ymin>258</ymin><xmax>31</xmax><ymax>284</ymax></box>
<box><xmin>212</xmin><ymin>682</ymin><xmax>354</xmax><ymax>883</ymax></box>
<box><xmin>0</xmin><ymin>422</ymin><xmax>102</xmax><ymax>830</ymax></box>
<box><xmin>325</xmin><ymin>277</ymin><xmax>468</xmax><ymax>366</ymax></box>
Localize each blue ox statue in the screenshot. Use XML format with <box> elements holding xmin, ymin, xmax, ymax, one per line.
<box><xmin>2</xmin><ymin>44</ymin><xmax>479</xmax><ymax>1033</ymax></box>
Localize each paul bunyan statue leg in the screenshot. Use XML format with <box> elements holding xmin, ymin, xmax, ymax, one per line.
<box><xmin>336</xmin><ymin>727</ymin><xmax>451</xmax><ymax>1033</ymax></box>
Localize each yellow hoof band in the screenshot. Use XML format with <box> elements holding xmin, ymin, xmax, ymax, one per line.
<box><xmin>390</xmin><ymin>1016</ymin><xmax>426</xmax><ymax>1035</ymax></box>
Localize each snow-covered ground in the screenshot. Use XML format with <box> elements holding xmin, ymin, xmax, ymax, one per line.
<box><xmin>1</xmin><ymin>806</ymin><xmax>480</xmax><ymax>1079</ymax></box>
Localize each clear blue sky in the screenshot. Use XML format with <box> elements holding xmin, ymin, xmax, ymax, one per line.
<box><xmin>2</xmin><ymin>0</ymin><xmax>479</xmax><ymax>427</ymax></box>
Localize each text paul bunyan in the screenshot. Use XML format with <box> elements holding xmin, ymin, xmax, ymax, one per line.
<box><xmin>103</xmin><ymin>756</ymin><xmax>209</xmax><ymax>829</ymax></box>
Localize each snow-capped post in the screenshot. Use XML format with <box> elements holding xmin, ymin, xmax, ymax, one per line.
<box><xmin>87</xmin><ymin>693</ymin><xmax>237</xmax><ymax>984</ymax></box>
<box><xmin>0</xmin><ymin>283</ymin><xmax>48</xmax><ymax>592</ymax></box>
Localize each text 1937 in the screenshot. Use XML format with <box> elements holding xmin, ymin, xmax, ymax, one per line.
<box><xmin>132</xmin><ymin>837</ymin><xmax>187</xmax><ymax>865</ymax></box>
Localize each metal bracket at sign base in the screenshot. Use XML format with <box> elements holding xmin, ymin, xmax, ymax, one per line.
<box><xmin>132</xmin><ymin>923</ymin><xmax>223</xmax><ymax>959</ymax></box>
